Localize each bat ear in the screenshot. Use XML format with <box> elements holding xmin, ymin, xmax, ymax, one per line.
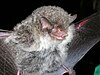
<box><xmin>68</xmin><ymin>14</ymin><xmax>77</xmax><ymax>23</ymax></box>
<box><xmin>40</xmin><ymin>17</ymin><xmax>52</xmax><ymax>30</ymax></box>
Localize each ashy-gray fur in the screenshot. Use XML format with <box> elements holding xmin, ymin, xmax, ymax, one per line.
<box><xmin>4</xmin><ymin>6</ymin><xmax>76</xmax><ymax>75</ymax></box>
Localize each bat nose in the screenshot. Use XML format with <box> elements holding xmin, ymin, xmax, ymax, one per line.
<box><xmin>57</xmin><ymin>28</ymin><xmax>67</xmax><ymax>37</ymax></box>
<box><xmin>53</xmin><ymin>28</ymin><xmax>67</xmax><ymax>40</ymax></box>
<box><xmin>50</xmin><ymin>27</ymin><xmax>67</xmax><ymax>40</ymax></box>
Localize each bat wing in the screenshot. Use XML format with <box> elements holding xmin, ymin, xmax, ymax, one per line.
<box><xmin>65</xmin><ymin>12</ymin><xmax>100</xmax><ymax>70</ymax></box>
<box><xmin>55</xmin><ymin>12</ymin><xmax>100</xmax><ymax>75</ymax></box>
<box><xmin>0</xmin><ymin>29</ymin><xmax>11</xmax><ymax>39</ymax></box>
<box><xmin>0</xmin><ymin>29</ymin><xmax>17</xmax><ymax>75</ymax></box>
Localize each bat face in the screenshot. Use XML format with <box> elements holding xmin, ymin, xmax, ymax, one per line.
<box><xmin>40</xmin><ymin>17</ymin><xmax>67</xmax><ymax>40</ymax></box>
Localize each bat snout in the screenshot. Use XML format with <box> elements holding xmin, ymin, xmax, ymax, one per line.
<box><xmin>50</xmin><ymin>27</ymin><xmax>67</xmax><ymax>40</ymax></box>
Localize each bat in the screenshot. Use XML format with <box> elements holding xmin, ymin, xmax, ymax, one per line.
<box><xmin>0</xmin><ymin>6</ymin><xmax>100</xmax><ymax>75</ymax></box>
<box><xmin>0</xmin><ymin>6</ymin><xmax>76</xmax><ymax>75</ymax></box>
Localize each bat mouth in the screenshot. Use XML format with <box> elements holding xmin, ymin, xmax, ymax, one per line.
<box><xmin>54</xmin><ymin>35</ymin><xmax>66</xmax><ymax>40</ymax></box>
<box><xmin>50</xmin><ymin>32</ymin><xmax>67</xmax><ymax>40</ymax></box>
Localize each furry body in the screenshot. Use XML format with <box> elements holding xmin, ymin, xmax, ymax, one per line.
<box><xmin>4</xmin><ymin>6</ymin><xmax>76</xmax><ymax>75</ymax></box>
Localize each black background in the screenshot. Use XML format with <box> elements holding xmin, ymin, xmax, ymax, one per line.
<box><xmin>0</xmin><ymin>0</ymin><xmax>100</xmax><ymax>75</ymax></box>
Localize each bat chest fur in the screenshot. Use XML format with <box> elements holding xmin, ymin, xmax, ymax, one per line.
<box><xmin>18</xmin><ymin>49</ymin><xmax>62</xmax><ymax>73</ymax></box>
<box><xmin>15</xmin><ymin>36</ymin><xmax>64</xmax><ymax>73</ymax></box>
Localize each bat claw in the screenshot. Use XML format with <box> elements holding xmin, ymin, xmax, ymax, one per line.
<box><xmin>17</xmin><ymin>70</ymin><xmax>20</xmax><ymax>75</ymax></box>
<box><xmin>61</xmin><ymin>64</ymin><xmax>72</xmax><ymax>74</ymax></box>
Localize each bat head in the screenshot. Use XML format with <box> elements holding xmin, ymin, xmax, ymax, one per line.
<box><xmin>5</xmin><ymin>6</ymin><xmax>76</xmax><ymax>52</ymax></box>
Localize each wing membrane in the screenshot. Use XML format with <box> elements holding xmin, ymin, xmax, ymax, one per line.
<box><xmin>65</xmin><ymin>12</ymin><xmax>100</xmax><ymax>69</ymax></box>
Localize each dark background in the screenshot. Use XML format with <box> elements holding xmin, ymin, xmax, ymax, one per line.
<box><xmin>0</xmin><ymin>0</ymin><xmax>100</xmax><ymax>75</ymax></box>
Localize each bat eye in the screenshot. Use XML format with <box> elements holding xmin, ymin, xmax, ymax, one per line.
<box><xmin>47</xmin><ymin>29</ymin><xmax>52</xmax><ymax>33</ymax></box>
<box><xmin>47</xmin><ymin>25</ymin><xmax>54</xmax><ymax>33</ymax></box>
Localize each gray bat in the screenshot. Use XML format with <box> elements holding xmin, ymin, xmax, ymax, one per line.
<box><xmin>0</xmin><ymin>6</ymin><xmax>100</xmax><ymax>75</ymax></box>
